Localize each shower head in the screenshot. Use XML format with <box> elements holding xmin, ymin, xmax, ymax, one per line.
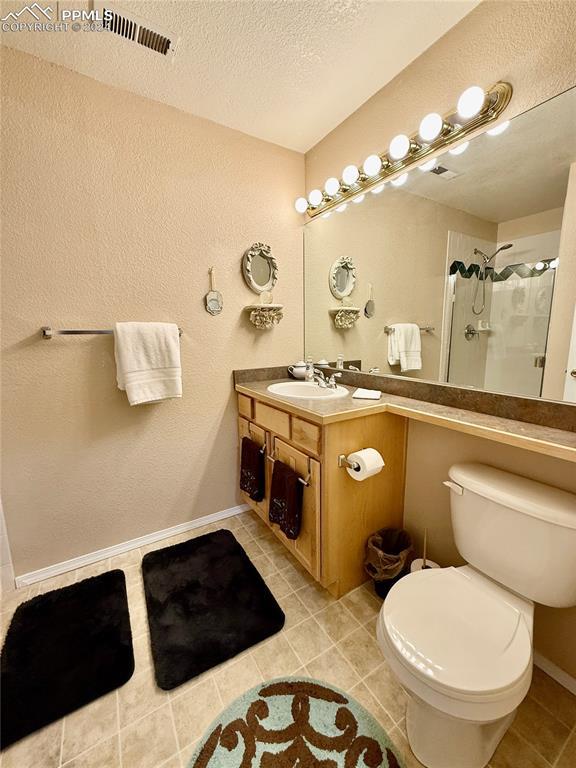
<box><xmin>473</xmin><ymin>243</ymin><xmax>513</xmax><ymax>265</ymax></box>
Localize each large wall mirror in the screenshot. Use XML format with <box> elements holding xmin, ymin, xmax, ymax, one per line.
<box><xmin>304</xmin><ymin>86</ymin><xmax>576</xmax><ymax>403</ymax></box>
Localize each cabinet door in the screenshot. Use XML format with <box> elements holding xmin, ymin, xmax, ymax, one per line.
<box><xmin>272</xmin><ymin>437</ymin><xmax>321</xmax><ymax>580</ymax></box>
<box><xmin>238</xmin><ymin>417</ymin><xmax>270</xmax><ymax>525</ymax></box>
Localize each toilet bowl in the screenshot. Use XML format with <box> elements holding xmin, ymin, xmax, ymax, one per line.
<box><xmin>374</xmin><ymin>462</ymin><xmax>576</xmax><ymax>768</ymax></box>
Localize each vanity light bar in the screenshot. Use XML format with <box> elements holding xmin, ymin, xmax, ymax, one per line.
<box><xmin>296</xmin><ymin>82</ymin><xmax>512</xmax><ymax>218</ymax></box>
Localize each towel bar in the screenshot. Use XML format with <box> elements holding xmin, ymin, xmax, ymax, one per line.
<box><xmin>41</xmin><ymin>326</ymin><xmax>183</xmax><ymax>339</ymax></box>
<box><xmin>383</xmin><ymin>325</ymin><xmax>434</xmax><ymax>334</ymax></box>
<box><xmin>266</xmin><ymin>453</ymin><xmax>310</xmax><ymax>487</ymax></box>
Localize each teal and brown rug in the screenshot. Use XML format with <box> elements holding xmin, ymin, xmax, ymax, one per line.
<box><xmin>188</xmin><ymin>677</ymin><xmax>404</xmax><ymax>767</ymax></box>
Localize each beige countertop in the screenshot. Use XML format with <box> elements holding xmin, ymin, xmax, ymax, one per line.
<box><xmin>236</xmin><ymin>379</ymin><xmax>576</xmax><ymax>463</ymax></box>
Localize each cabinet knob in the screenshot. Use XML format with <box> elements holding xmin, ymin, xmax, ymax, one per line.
<box><xmin>571</xmin><ymin>369</ymin><xmax>576</xmax><ymax>378</ymax></box>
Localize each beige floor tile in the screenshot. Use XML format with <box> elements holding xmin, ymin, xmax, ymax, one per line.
<box><xmin>240</xmin><ymin>539</ymin><xmax>264</xmax><ymax>559</ymax></box>
<box><xmin>180</xmin><ymin>743</ymin><xmax>197</xmax><ymax>767</ymax></box>
<box><xmin>160</xmin><ymin>755</ymin><xmax>182</xmax><ymax>768</ymax></box>
<box><xmin>315</xmin><ymin>602</ymin><xmax>359</xmax><ymax>642</ymax></box>
<box><xmin>349</xmin><ymin>681</ymin><xmax>395</xmax><ymax>731</ymax></box>
<box><xmin>305</xmin><ymin>646</ymin><xmax>360</xmax><ymax>692</ymax></box>
<box><xmin>252</xmin><ymin>633</ymin><xmax>301</xmax><ymax>678</ymax></box>
<box><xmin>126</xmin><ymin>590</ymin><xmax>149</xmax><ymax>638</ymax></box>
<box><xmin>171</xmin><ymin>676</ymin><xmax>222</xmax><ymax>750</ymax></box>
<box><xmin>281</xmin><ymin>562</ymin><xmax>314</xmax><ymax>591</ymax></box>
<box><xmin>388</xmin><ymin>726</ymin><xmax>426</xmax><ymax>768</ymax></box>
<box><xmin>62</xmin><ymin>692</ymin><xmax>118</xmax><ymax>763</ymax></box>
<box><xmin>122</xmin><ymin>565</ymin><xmax>143</xmax><ymax>593</ymax></box>
<box><xmin>268</xmin><ymin>547</ymin><xmax>300</xmax><ymax>571</ymax></box>
<box><xmin>121</xmin><ymin>704</ymin><xmax>178</xmax><ymax>768</ymax></box>
<box><xmin>255</xmin><ymin>536</ymin><xmax>288</xmax><ymax>559</ymax></box>
<box><xmin>285</xmin><ymin>617</ymin><xmax>333</xmax><ymax>665</ymax></box>
<box><xmin>0</xmin><ymin>586</ymin><xmax>31</xmax><ymax>619</ymax></box>
<box><xmin>110</xmin><ymin>549</ymin><xmax>142</xmax><ymax>569</ymax></box>
<box><xmin>264</xmin><ymin>571</ymin><xmax>292</xmax><ymax>599</ymax></box>
<box><xmin>74</xmin><ymin>560</ymin><xmax>111</xmax><ymax>582</ymax></box>
<box><xmin>167</xmin><ymin>667</ymin><xmax>216</xmax><ymax>701</ymax></box>
<box><xmin>338</xmin><ymin>626</ymin><xmax>385</xmax><ymax>678</ymax></box>
<box><xmin>118</xmin><ymin>667</ymin><xmax>167</xmax><ymax>727</ymax></box>
<box><xmin>491</xmin><ymin>728</ymin><xmax>550</xmax><ymax>768</ymax></box>
<box><xmin>512</xmin><ymin>694</ymin><xmax>571</xmax><ymax>763</ymax></box>
<box><xmin>236</xmin><ymin>511</ymin><xmax>259</xmax><ymax>527</ymax></box>
<box><xmin>1</xmin><ymin>720</ymin><xmax>62</xmax><ymax>768</ymax></box>
<box><xmin>33</xmin><ymin>570</ymin><xmax>77</xmax><ymax>595</ymax></box>
<box><xmin>556</xmin><ymin>730</ymin><xmax>576</xmax><ymax>768</ymax></box>
<box><xmin>213</xmin><ymin>653</ymin><xmax>262</xmax><ymax>707</ymax></box>
<box><xmin>340</xmin><ymin>586</ymin><xmax>381</xmax><ymax>624</ymax></box>
<box><xmin>364</xmin><ymin>662</ymin><xmax>407</xmax><ymax>723</ymax></box>
<box><xmin>132</xmin><ymin>632</ymin><xmax>154</xmax><ymax>672</ymax></box>
<box><xmin>230</xmin><ymin>527</ymin><xmax>253</xmax><ymax>545</ymax></box>
<box><xmin>243</xmin><ymin>519</ymin><xmax>270</xmax><ymax>537</ymax></box>
<box><xmin>529</xmin><ymin>666</ymin><xmax>576</xmax><ymax>728</ymax></box>
<box><xmin>251</xmin><ymin>553</ymin><xmax>277</xmax><ymax>577</ymax></box>
<box><xmin>62</xmin><ymin>735</ymin><xmax>120</xmax><ymax>768</ymax></box>
<box><xmin>296</xmin><ymin>583</ymin><xmax>336</xmax><ymax>614</ymax></box>
<box><xmin>217</xmin><ymin>515</ymin><xmax>244</xmax><ymax>531</ymax></box>
<box><xmin>277</xmin><ymin>592</ymin><xmax>310</xmax><ymax>629</ymax></box>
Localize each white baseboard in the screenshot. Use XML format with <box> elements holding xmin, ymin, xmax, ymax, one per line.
<box><xmin>533</xmin><ymin>651</ymin><xmax>576</xmax><ymax>696</ymax></box>
<box><xmin>15</xmin><ymin>503</ymin><xmax>250</xmax><ymax>588</ymax></box>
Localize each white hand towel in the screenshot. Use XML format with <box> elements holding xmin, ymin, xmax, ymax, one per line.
<box><xmin>114</xmin><ymin>322</ymin><xmax>182</xmax><ymax>406</ymax></box>
<box><xmin>387</xmin><ymin>323</ymin><xmax>422</xmax><ymax>372</ymax></box>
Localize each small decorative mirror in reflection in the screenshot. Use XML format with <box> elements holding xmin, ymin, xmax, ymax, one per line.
<box><xmin>329</xmin><ymin>256</ymin><xmax>356</xmax><ymax>299</ymax></box>
<box><xmin>242</xmin><ymin>242</ymin><xmax>278</xmax><ymax>294</ymax></box>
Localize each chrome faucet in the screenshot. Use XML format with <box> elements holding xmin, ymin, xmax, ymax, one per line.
<box><xmin>313</xmin><ymin>369</ymin><xmax>342</xmax><ymax>389</ymax></box>
<box><xmin>327</xmin><ymin>372</ymin><xmax>343</xmax><ymax>388</ymax></box>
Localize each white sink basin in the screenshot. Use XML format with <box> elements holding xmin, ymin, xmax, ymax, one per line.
<box><xmin>267</xmin><ymin>381</ymin><xmax>349</xmax><ymax>400</ymax></box>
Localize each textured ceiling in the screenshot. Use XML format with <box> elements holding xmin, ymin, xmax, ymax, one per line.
<box><xmin>1</xmin><ymin>0</ymin><xmax>479</xmax><ymax>151</ymax></box>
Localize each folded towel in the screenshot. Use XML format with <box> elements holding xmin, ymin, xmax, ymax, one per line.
<box><xmin>387</xmin><ymin>323</ymin><xmax>422</xmax><ymax>372</ymax></box>
<box><xmin>269</xmin><ymin>460</ymin><xmax>303</xmax><ymax>540</ymax></box>
<box><xmin>352</xmin><ymin>388</ymin><xmax>382</xmax><ymax>400</ymax></box>
<box><xmin>239</xmin><ymin>437</ymin><xmax>266</xmax><ymax>502</ymax></box>
<box><xmin>114</xmin><ymin>322</ymin><xmax>182</xmax><ymax>405</ymax></box>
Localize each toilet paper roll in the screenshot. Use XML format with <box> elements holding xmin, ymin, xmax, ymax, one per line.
<box><xmin>346</xmin><ymin>448</ymin><xmax>385</xmax><ymax>481</ymax></box>
<box><xmin>410</xmin><ymin>558</ymin><xmax>441</xmax><ymax>573</ymax></box>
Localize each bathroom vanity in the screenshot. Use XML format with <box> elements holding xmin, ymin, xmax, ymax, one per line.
<box><xmin>235</xmin><ymin>374</ymin><xmax>576</xmax><ymax>598</ymax></box>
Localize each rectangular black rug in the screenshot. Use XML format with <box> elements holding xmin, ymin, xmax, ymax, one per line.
<box><xmin>142</xmin><ymin>528</ymin><xmax>285</xmax><ymax>690</ymax></box>
<box><xmin>1</xmin><ymin>569</ymin><xmax>134</xmax><ymax>749</ymax></box>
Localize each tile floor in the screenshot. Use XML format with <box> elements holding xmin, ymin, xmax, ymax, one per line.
<box><xmin>1</xmin><ymin>510</ymin><xmax>575</xmax><ymax>768</ymax></box>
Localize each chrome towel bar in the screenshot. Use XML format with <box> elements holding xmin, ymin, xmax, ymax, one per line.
<box><xmin>383</xmin><ymin>325</ymin><xmax>434</xmax><ymax>334</ymax></box>
<box><xmin>41</xmin><ymin>326</ymin><xmax>183</xmax><ymax>339</ymax></box>
<box><xmin>266</xmin><ymin>452</ymin><xmax>310</xmax><ymax>487</ymax></box>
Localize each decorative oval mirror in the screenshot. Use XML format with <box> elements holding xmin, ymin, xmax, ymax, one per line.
<box><xmin>242</xmin><ymin>242</ymin><xmax>278</xmax><ymax>294</ymax></box>
<box><xmin>329</xmin><ymin>256</ymin><xmax>356</xmax><ymax>299</ymax></box>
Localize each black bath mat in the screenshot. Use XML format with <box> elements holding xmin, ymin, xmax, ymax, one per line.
<box><xmin>1</xmin><ymin>569</ymin><xmax>134</xmax><ymax>749</ymax></box>
<box><xmin>142</xmin><ymin>528</ymin><xmax>285</xmax><ymax>690</ymax></box>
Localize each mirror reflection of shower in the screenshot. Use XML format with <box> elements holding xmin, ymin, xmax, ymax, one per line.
<box><xmin>471</xmin><ymin>243</ymin><xmax>513</xmax><ymax>315</ymax></box>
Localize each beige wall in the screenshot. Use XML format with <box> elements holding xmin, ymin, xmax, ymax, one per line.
<box><xmin>404</xmin><ymin>421</ymin><xmax>576</xmax><ymax>677</ymax></box>
<box><xmin>304</xmin><ymin>0</ymin><xmax>576</xmax><ymax>676</ymax></box>
<box><xmin>1</xmin><ymin>47</ymin><xmax>304</xmax><ymax>575</ymax></box>
<box><xmin>304</xmin><ymin>186</ymin><xmax>495</xmax><ymax>377</ymax></box>
<box><xmin>306</xmin><ymin>1</ymin><xmax>576</xmax><ymax>189</ymax></box>
<box><xmin>497</xmin><ymin>207</ymin><xmax>565</xmax><ymax>242</ymax></box>
<box><xmin>542</xmin><ymin>164</ymin><xmax>576</xmax><ymax>400</ymax></box>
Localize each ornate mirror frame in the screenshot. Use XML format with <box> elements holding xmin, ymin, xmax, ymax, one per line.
<box><xmin>329</xmin><ymin>256</ymin><xmax>356</xmax><ymax>300</ymax></box>
<box><xmin>242</xmin><ymin>242</ymin><xmax>278</xmax><ymax>294</ymax></box>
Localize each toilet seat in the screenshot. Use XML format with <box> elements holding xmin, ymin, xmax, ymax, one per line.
<box><xmin>377</xmin><ymin>567</ymin><xmax>533</xmax><ymax>721</ymax></box>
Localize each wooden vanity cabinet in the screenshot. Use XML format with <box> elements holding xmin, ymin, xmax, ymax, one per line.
<box><xmin>237</xmin><ymin>394</ymin><xmax>407</xmax><ymax>598</ymax></box>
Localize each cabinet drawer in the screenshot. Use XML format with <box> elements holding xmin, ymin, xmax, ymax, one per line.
<box><xmin>254</xmin><ymin>401</ymin><xmax>290</xmax><ymax>439</ymax></box>
<box><xmin>238</xmin><ymin>394</ymin><xmax>253</xmax><ymax>419</ymax></box>
<box><xmin>291</xmin><ymin>417</ymin><xmax>321</xmax><ymax>455</ymax></box>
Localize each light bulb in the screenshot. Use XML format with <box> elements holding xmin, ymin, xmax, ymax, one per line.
<box><xmin>308</xmin><ymin>189</ymin><xmax>323</xmax><ymax>207</ymax></box>
<box><xmin>324</xmin><ymin>177</ymin><xmax>340</xmax><ymax>197</ymax></box>
<box><xmin>457</xmin><ymin>86</ymin><xmax>486</xmax><ymax>119</ymax></box>
<box><xmin>363</xmin><ymin>154</ymin><xmax>383</xmax><ymax>177</ymax></box>
<box><xmin>449</xmin><ymin>141</ymin><xmax>469</xmax><ymax>156</ymax></box>
<box><xmin>294</xmin><ymin>197</ymin><xmax>308</xmax><ymax>213</ymax></box>
<box><xmin>336</xmin><ymin>203</ymin><xmax>347</xmax><ymax>213</ymax></box>
<box><xmin>418</xmin><ymin>157</ymin><xmax>437</xmax><ymax>172</ymax></box>
<box><xmin>352</xmin><ymin>194</ymin><xmax>365</xmax><ymax>204</ymax></box>
<box><xmin>371</xmin><ymin>183</ymin><xmax>385</xmax><ymax>194</ymax></box>
<box><xmin>419</xmin><ymin>113</ymin><xmax>444</xmax><ymax>142</ymax></box>
<box><xmin>391</xmin><ymin>173</ymin><xmax>408</xmax><ymax>187</ymax></box>
<box><xmin>535</xmin><ymin>261</ymin><xmax>546</xmax><ymax>271</ymax></box>
<box><xmin>342</xmin><ymin>165</ymin><xmax>360</xmax><ymax>186</ymax></box>
<box><xmin>487</xmin><ymin>120</ymin><xmax>510</xmax><ymax>136</ymax></box>
<box><xmin>389</xmin><ymin>134</ymin><xmax>410</xmax><ymax>160</ymax></box>
<box><xmin>550</xmin><ymin>258</ymin><xmax>559</xmax><ymax>269</ymax></box>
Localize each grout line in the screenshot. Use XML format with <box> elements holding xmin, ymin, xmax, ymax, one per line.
<box><xmin>58</xmin><ymin>714</ymin><xmax>65</xmax><ymax>767</ymax></box>
<box><xmin>167</xmin><ymin>694</ymin><xmax>181</xmax><ymax>758</ymax></box>
<box><xmin>508</xmin><ymin>725</ymin><xmax>555</xmax><ymax>767</ymax></box>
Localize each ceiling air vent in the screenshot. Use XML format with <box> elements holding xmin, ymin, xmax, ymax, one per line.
<box><xmin>92</xmin><ymin>2</ymin><xmax>178</xmax><ymax>59</ymax></box>
<box><xmin>430</xmin><ymin>166</ymin><xmax>460</xmax><ymax>180</ymax></box>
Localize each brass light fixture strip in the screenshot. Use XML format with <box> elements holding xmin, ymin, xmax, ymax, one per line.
<box><xmin>306</xmin><ymin>81</ymin><xmax>513</xmax><ymax>218</ymax></box>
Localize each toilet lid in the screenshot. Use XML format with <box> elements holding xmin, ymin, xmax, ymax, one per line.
<box><xmin>382</xmin><ymin>567</ymin><xmax>532</xmax><ymax>697</ymax></box>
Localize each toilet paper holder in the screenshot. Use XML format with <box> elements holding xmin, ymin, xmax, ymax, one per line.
<box><xmin>338</xmin><ymin>454</ymin><xmax>360</xmax><ymax>471</ymax></box>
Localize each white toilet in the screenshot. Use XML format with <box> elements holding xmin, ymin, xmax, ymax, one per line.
<box><xmin>376</xmin><ymin>462</ymin><xmax>576</xmax><ymax>768</ymax></box>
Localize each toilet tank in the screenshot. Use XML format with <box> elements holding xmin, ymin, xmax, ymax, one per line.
<box><xmin>445</xmin><ymin>463</ymin><xmax>576</xmax><ymax>607</ymax></box>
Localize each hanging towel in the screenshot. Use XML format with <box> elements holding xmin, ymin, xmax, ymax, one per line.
<box><xmin>269</xmin><ymin>460</ymin><xmax>303</xmax><ymax>540</ymax></box>
<box><xmin>240</xmin><ymin>437</ymin><xmax>265</xmax><ymax>502</ymax></box>
<box><xmin>114</xmin><ymin>322</ymin><xmax>182</xmax><ymax>406</ymax></box>
<box><xmin>387</xmin><ymin>323</ymin><xmax>422</xmax><ymax>372</ymax></box>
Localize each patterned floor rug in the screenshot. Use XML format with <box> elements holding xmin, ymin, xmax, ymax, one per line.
<box><xmin>188</xmin><ymin>677</ymin><xmax>404</xmax><ymax>767</ymax></box>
